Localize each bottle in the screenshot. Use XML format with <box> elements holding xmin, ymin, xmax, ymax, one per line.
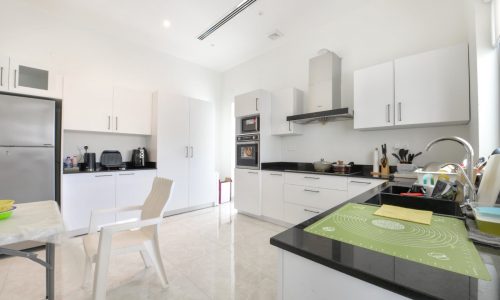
<box><xmin>71</xmin><ymin>156</ymin><xmax>78</xmax><ymax>168</ymax></box>
<box><xmin>64</xmin><ymin>156</ymin><xmax>72</xmax><ymax>168</ymax></box>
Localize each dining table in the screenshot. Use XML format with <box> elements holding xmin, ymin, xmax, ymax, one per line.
<box><xmin>0</xmin><ymin>200</ymin><xmax>65</xmax><ymax>300</ymax></box>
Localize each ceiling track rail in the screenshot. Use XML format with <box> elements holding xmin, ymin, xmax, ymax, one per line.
<box><xmin>197</xmin><ymin>0</ymin><xmax>257</xmax><ymax>40</ymax></box>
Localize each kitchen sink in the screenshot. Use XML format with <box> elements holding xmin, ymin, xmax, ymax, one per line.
<box><xmin>364</xmin><ymin>185</ymin><xmax>463</xmax><ymax>218</ymax></box>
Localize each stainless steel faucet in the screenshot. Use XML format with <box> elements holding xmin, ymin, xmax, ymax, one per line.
<box><xmin>425</xmin><ymin>137</ymin><xmax>475</xmax><ymax>203</ymax></box>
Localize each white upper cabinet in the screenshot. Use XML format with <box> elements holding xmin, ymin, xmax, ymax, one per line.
<box><xmin>235</xmin><ymin>89</ymin><xmax>263</xmax><ymax>117</ymax></box>
<box><xmin>0</xmin><ymin>55</ymin><xmax>8</xmax><ymax>92</ymax></box>
<box><xmin>271</xmin><ymin>88</ymin><xmax>304</xmax><ymax>136</ymax></box>
<box><xmin>353</xmin><ymin>43</ymin><xmax>469</xmax><ymax>129</ymax></box>
<box><xmin>9</xmin><ymin>57</ymin><xmax>62</xmax><ymax>98</ymax></box>
<box><xmin>63</xmin><ymin>76</ymin><xmax>114</xmax><ymax>133</ymax></box>
<box><xmin>394</xmin><ymin>43</ymin><xmax>469</xmax><ymax>126</ymax></box>
<box><xmin>354</xmin><ymin>62</ymin><xmax>394</xmax><ymax>129</ymax></box>
<box><xmin>113</xmin><ymin>87</ymin><xmax>153</xmax><ymax>135</ymax></box>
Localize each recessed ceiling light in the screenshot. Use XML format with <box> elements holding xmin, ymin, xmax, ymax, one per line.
<box><xmin>163</xmin><ymin>19</ymin><xmax>171</xmax><ymax>28</ymax></box>
<box><xmin>268</xmin><ymin>30</ymin><xmax>284</xmax><ymax>41</ymax></box>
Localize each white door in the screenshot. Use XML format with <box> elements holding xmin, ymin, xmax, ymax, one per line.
<box><xmin>0</xmin><ymin>55</ymin><xmax>8</xmax><ymax>92</ymax></box>
<box><xmin>156</xmin><ymin>94</ymin><xmax>190</xmax><ymax>212</ymax></box>
<box><xmin>62</xmin><ymin>173</ymin><xmax>116</xmax><ymax>233</ymax></box>
<box><xmin>271</xmin><ymin>88</ymin><xmax>303</xmax><ymax>135</ymax></box>
<box><xmin>115</xmin><ymin>170</ymin><xmax>157</xmax><ymax>221</ymax></box>
<box><xmin>63</xmin><ymin>76</ymin><xmax>114</xmax><ymax>132</ymax></box>
<box><xmin>188</xmin><ymin>99</ymin><xmax>216</xmax><ymax>207</ymax></box>
<box><xmin>9</xmin><ymin>57</ymin><xmax>61</xmax><ymax>98</ymax></box>
<box><xmin>234</xmin><ymin>168</ymin><xmax>260</xmax><ymax>215</ymax></box>
<box><xmin>394</xmin><ymin>43</ymin><xmax>469</xmax><ymax>126</ymax></box>
<box><xmin>113</xmin><ymin>87</ymin><xmax>153</xmax><ymax>135</ymax></box>
<box><xmin>235</xmin><ymin>90</ymin><xmax>260</xmax><ymax>117</ymax></box>
<box><xmin>261</xmin><ymin>171</ymin><xmax>284</xmax><ymax>220</ymax></box>
<box><xmin>354</xmin><ymin>62</ymin><xmax>395</xmax><ymax>129</ymax></box>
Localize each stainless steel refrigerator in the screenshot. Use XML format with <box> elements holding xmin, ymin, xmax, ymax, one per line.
<box><xmin>0</xmin><ymin>93</ymin><xmax>57</xmax><ymax>205</ymax></box>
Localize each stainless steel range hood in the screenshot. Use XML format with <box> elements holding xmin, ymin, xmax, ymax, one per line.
<box><xmin>287</xmin><ymin>50</ymin><xmax>353</xmax><ymax>124</ymax></box>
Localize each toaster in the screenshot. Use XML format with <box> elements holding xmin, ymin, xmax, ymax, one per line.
<box><xmin>100</xmin><ymin>150</ymin><xmax>123</xmax><ymax>168</ymax></box>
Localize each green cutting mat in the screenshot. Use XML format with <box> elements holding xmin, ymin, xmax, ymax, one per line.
<box><xmin>305</xmin><ymin>203</ymin><xmax>491</xmax><ymax>280</ymax></box>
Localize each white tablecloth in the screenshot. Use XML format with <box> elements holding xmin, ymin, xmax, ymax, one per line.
<box><xmin>0</xmin><ymin>201</ymin><xmax>65</xmax><ymax>246</ymax></box>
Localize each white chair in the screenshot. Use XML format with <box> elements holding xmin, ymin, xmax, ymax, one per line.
<box><xmin>82</xmin><ymin>177</ymin><xmax>174</xmax><ymax>300</ymax></box>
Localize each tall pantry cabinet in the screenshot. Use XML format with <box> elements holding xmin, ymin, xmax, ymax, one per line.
<box><xmin>153</xmin><ymin>94</ymin><xmax>216</xmax><ymax>213</ymax></box>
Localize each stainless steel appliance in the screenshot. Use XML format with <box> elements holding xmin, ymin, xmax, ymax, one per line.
<box><xmin>236</xmin><ymin>134</ymin><xmax>259</xmax><ymax>169</ymax></box>
<box><xmin>131</xmin><ymin>147</ymin><xmax>148</xmax><ymax>167</ymax></box>
<box><xmin>0</xmin><ymin>93</ymin><xmax>56</xmax><ymax>204</ymax></box>
<box><xmin>100</xmin><ymin>150</ymin><xmax>123</xmax><ymax>169</ymax></box>
<box><xmin>241</xmin><ymin>115</ymin><xmax>259</xmax><ymax>133</ymax></box>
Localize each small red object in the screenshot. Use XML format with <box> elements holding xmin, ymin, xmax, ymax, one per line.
<box><xmin>400</xmin><ymin>192</ymin><xmax>425</xmax><ymax>197</ymax></box>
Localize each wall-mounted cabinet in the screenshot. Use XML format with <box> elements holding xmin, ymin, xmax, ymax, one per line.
<box><xmin>0</xmin><ymin>55</ymin><xmax>62</xmax><ymax>98</ymax></box>
<box><xmin>63</xmin><ymin>79</ymin><xmax>153</xmax><ymax>135</ymax></box>
<box><xmin>271</xmin><ymin>88</ymin><xmax>303</xmax><ymax>136</ymax></box>
<box><xmin>235</xmin><ymin>89</ymin><xmax>265</xmax><ymax>117</ymax></box>
<box><xmin>354</xmin><ymin>43</ymin><xmax>469</xmax><ymax>130</ymax></box>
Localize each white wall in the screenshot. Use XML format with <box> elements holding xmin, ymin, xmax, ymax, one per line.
<box><xmin>0</xmin><ymin>1</ymin><xmax>222</xmax><ymax>162</ymax></box>
<box><xmin>218</xmin><ymin>0</ymin><xmax>472</xmax><ymax>177</ymax></box>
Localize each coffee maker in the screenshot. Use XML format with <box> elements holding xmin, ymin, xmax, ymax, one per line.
<box><xmin>131</xmin><ymin>147</ymin><xmax>148</xmax><ymax>167</ymax></box>
<box><xmin>81</xmin><ymin>146</ymin><xmax>96</xmax><ymax>171</ymax></box>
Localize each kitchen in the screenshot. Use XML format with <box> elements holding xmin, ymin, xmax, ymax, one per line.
<box><xmin>0</xmin><ymin>0</ymin><xmax>499</xmax><ymax>299</ymax></box>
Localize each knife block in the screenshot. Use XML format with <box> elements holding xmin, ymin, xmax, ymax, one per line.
<box><xmin>380</xmin><ymin>164</ymin><xmax>390</xmax><ymax>176</ymax></box>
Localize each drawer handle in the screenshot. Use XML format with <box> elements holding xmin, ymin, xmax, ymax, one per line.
<box><xmin>248</xmin><ymin>171</ymin><xmax>259</xmax><ymax>174</ymax></box>
<box><xmin>270</xmin><ymin>173</ymin><xmax>282</xmax><ymax>176</ymax></box>
<box><xmin>304</xmin><ymin>208</ymin><xmax>320</xmax><ymax>214</ymax></box>
<box><xmin>95</xmin><ymin>174</ymin><xmax>113</xmax><ymax>177</ymax></box>
<box><xmin>119</xmin><ymin>173</ymin><xmax>135</xmax><ymax>176</ymax></box>
<box><xmin>304</xmin><ymin>176</ymin><xmax>320</xmax><ymax>180</ymax></box>
<box><xmin>350</xmin><ymin>181</ymin><xmax>372</xmax><ymax>185</ymax></box>
<box><xmin>304</xmin><ymin>189</ymin><xmax>320</xmax><ymax>193</ymax></box>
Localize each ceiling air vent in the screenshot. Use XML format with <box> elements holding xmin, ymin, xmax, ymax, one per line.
<box><xmin>197</xmin><ymin>0</ymin><xmax>257</xmax><ymax>40</ymax></box>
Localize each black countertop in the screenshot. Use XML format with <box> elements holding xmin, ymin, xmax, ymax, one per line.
<box><xmin>270</xmin><ymin>182</ymin><xmax>500</xmax><ymax>300</ymax></box>
<box><xmin>63</xmin><ymin>162</ymin><xmax>157</xmax><ymax>174</ymax></box>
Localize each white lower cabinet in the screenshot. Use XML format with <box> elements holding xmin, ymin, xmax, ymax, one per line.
<box><xmin>234</xmin><ymin>168</ymin><xmax>261</xmax><ymax>216</ymax></box>
<box><xmin>285</xmin><ymin>184</ymin><xmax>349</xmax><ymax>210</ymax></box>
<box><xmin>283</xmin><ymin>202</ymin><xmax>323</xmax><ymax>225</ymax></box>
<box><xmin>62</xmin><ymin>170</ymin><xmax>157</xmax><ymax>233</ymax></box>
<box><xmin>261</xmin><ymin>171</ymin><xmax>284</xmax><ymax>220</ymax></box>
<box><xmin>348</xmin><ymin>178</ymin><xmax>386</xmax><ymax>198</ymax></box>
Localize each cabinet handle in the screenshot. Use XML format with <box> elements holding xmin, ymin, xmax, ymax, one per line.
<box><xmin>350</xmin><ymin>181</ymin><xmax>371</xmax><ymax>185</ymax></box>
<box><xmin>304</xmin><ymin>176</ymin><xmax>320</xmax><ymax>180</ymax></box>
<box><xmin>115</xmin><ymin>116</ymin><xmax>118</xmax><ymax>131</ymax></box>
<box><xmin>190</xmin><ymin>146</ymin><xmax>193</xmax><ymax>158</ymax></box>
<box><xmin>270</xmin><ymin>173</ymin><xmax>282</xmax><ymax>176</ymax></box>
<box><xmin>13</xmin><ymin>69</ymin><xmax>17</xmax><ymax>88</ymax></box>
<box><xmin>288</xmin><ymin>121</ymin><xmax>291</xmax><ymax>132</ymax></box>
<box><xmin>255</xmin><ymin>98</ymin><xmax>259</xmax><ymax>111</ymax></box>
<box><xmin>185</xmin><ymin>146</ymin><xmax>189</xmax><ymax>158</ymax></box>
<box><xmin>119</xmin><ymin>173</ymin><xmax>135</xmax><ymax>176</ymax></box>
<box><xmin>107</xmin><ymin>116</ymin><xmax>111</xmax><ymax>130</ymax></box>
<box><xmin>0</xmin><ymin>66</ymin><xmax>3</xmax><ymax>86</ymax></box>
<box><xmin>398</xmin><ymin>102</ymin><xmax>402</xmax><ymax>121</ymax></box>
<box><xmin>304</xmin><ymin>189</ymin><xmax>320</xmax><ymax>193</ymax></box>
<box><xmin>304</xmin><ymin>208</ymin><xmax>320</xmax><ymax>214</ymax></box>
<box><xmin>95</xmin><ymin>174</ymin><xmax>113</xmax><ymax>177</ymax></box>
<box><xmin>248</xmin><ymin>171</ymin><xmax>259</xmax><ymax>174</ymax></box>
<box><xmin>386</xmin><ymin>104</ymin><xmax>390</xmax><ymax>123</ymax></box>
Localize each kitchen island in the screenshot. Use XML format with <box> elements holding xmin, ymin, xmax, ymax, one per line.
<box><xmin>270</xmin><ymin>183</ymin><xmax>500</xmax><ymax>300</ymax></box>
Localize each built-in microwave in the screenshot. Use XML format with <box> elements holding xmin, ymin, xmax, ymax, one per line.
<box><xmin>235</xmin><ymin>134</ymin><xmax>259</xmax><ymax>169</ymax></box>
<box><xmin>241</xmin><ymin>116</ymin><xmax>259</xmax><ymax>133</ymax></box>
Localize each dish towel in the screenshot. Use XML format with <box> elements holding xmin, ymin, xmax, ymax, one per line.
<box><xmin>374</xmin><ymin>204</ymin><xmax>433</xmax><ymax>225</ymax></box>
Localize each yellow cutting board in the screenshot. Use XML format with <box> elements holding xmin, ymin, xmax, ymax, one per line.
<box><xmin>374</xmin><ymin>204</ymin><xmax>433</xmax><ymax>225</ymax></box>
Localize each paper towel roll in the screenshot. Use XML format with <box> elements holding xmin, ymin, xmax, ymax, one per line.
<box><xmin>477</xmin><ymin>154</ymin><xmax>500</xmax><ymax>204</ymax></box>
<box><xmin>373</xmin><ymin>148</ymin><xmax>379</xmax><ymax>173</ymax></box>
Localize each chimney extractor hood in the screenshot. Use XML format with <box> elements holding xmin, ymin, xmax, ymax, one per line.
<box><xmin>287</xmin><ymin>50</ymin><xmax>353</xmax><ymax>124</ymax></box>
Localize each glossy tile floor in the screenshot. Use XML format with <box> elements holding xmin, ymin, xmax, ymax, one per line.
<box><xmin>0</xmin><ymin>203</ymin><xmax>286</xmax><ymax>299</ymax></box>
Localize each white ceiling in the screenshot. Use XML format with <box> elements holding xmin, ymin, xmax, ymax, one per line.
<box><xmin>18</xmin><ymin>0</ymin><xmax>349</xmax><ymax>72</ymax></box>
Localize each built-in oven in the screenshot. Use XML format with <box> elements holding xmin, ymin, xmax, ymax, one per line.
<box><xmin>236</xmin><ymin>134</ymin><xmax>259</xmax><ymax>169</ymax></box>
<box><xmin>241</xmin><ymin>116</ymin><xmax>259</xmax><ymax>133</ymax></box>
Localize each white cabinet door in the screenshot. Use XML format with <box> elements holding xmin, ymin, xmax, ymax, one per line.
<box><xmin>234</xmin><ymin>168</ymin><xmax>261</xmax><ymax>215</ymax></box>
<box><xmin>284</xmin><ymin>184</ymin><xmax>349</xmax><ymax>210</ymax></box>
<box><xmin>348</xmin><ymin>178</ymin><xmax>386</xmax><ymax>198</ymax></box>
<box><xmin>8</xmin><ymin>57</ymin><xmax>61</xmax><ymax>98</ymax></box>
<box><xmin>63</xmin><ymin>76</ymin><xmax>114</xmax><ymax>132</ymax></box>
<box><xmin>235</xmin><ymin>90</ymin><xmax>261</xmax><ymax>117</ymax></box>
<box><xmin>394</xmin><ymin>43</ymin><xmax>469</xmax><ymax>126</ymax></box>
<box><xmin>283</xmin><ymin>202</ymin><xmax>322</xmax><ymax>225</ymax></box>
<box><xmin>354</xmin><ymin>62</ymin><xmax>395</xmax><ymax>129</ymax></box>
<box><xmin>0</xmin><ymin>56</ymin><xmax>8</xmax><ymax>92</ymax></box>
<box><xmin>115</xmin><ymin>170</ymin><xmax>157</xmax><ymax>221</ymax></box>
<box><xmin>188</xmin><ymin>99</ymin><xmax>216</xmax><ymax>207</ymax></box>
<box><xmin>156</xmin><ymin>95</ymin><xmax>190</xmax><ymax>212</ymax></box>
<box><xmin>113</xmin><ymin>87</ymin><xmax>153</xmax><ymax>135</ymax></box>
<box><xmin>62</xmin><ymin>173</ymin><xmax>116</xmax><ymax>233</ymax></box>
<box><xmin>261</xmin><ymin>171</ymin><xmax>284</xmax><ymax>220</ymax></box>
<box><xmin>271</xmin><ymin>88</ymin><xmax>303</xmax><ymax>136</ymax></box>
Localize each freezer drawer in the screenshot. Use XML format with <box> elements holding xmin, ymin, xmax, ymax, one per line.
<box><xmin>0</xmin><ymin>147</ymin><xmax>55</xmax><ymax>203</ymax></box>
<box><xmin>0</xmin><ymin>94</ymin><xmax>55</xmax><ymax>146</ymax></box>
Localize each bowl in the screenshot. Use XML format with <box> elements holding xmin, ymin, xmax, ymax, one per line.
<box><xmin>313</xmin><ymin>159</ymin><xmax>332</xmax><ymax>172</ymax></box>
<box><xmin>0</xmin><ymin>200</ymin><xmax>15</xmax><ymax>212</ymax></box>
<box><xmin>0</xmin><ymin>206</ymin><xmax>16</xmax><ymax>220</ymax></box>
<box><xmin>474</xmin><ymin>205</ymin><xmax>500</xmax><ymax>236</ymax></box>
